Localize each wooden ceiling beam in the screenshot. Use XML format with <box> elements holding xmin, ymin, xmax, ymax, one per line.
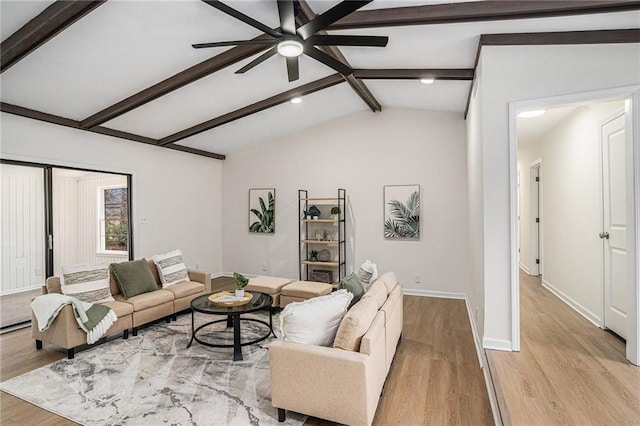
<box><xmin>0</xmin><ymin>102</ymin><xmax>225</xmax><ymax>160</ymax></box>
<box><xmin>1</xmin><ymin>1</ymin><xmax>105</xmax><ymax>73</ymax></box>
<box><xmin>297</xmin><ymin>0</ymin><xmax>381</xmax><ymax>112</ymax></box>
<box><xmin>159</xmin><ymin>74</ymin><xmax>345</xmax><ymax>145</ymax></box>
<box><xmin>330</xmin><ymin>1</ymin><xmax>640</xmax><ymax>30</ymax></box>
<box><xmin>79</xmin><ymin>37</ymin><xmax>273</xmax><ymax>129</ymax></box>
<box><xmin>463</xmin><ymin>28</ymin><xmax>640</xmax><ymax>118</ymax></box>
<box><xmin>353</xmin><ymin>69</ymin><xmax>474</xmax><ymax>80</ymax></box>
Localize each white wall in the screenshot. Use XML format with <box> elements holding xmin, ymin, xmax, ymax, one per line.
<box><xmin>222</xmin><ymin>108</ymin><xmax>470</xmax><ymax>295</ymax></box>
<box><xmin>469</xmin><ymin>43</ymin><xmax>640</xmax><ymax>348</ymax></box>
<box><xmin>518</xmin><ymin>101</ymin><xmax>625</xmax><ymax>325</ymax></box>
<box><xmin>466</xmin><ymin>69</ymin><xmax>485</xmax><ymax>339</ymax></box>
<box><xmin>1</xmin><ymin>113</ymin><xmax>224</xmax><ymax>275</ymax></box>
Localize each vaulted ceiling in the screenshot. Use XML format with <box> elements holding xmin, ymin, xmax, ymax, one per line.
<box><xmin>1</xmin><ymin>1</ymin><xmax>639</xmax><ymax>160</ymax></box>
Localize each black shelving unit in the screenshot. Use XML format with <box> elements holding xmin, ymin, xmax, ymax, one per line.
<box><xmin>298</xmin><ymin>189</ymin><xmax>346</xmax><ymax>286</ymax></box>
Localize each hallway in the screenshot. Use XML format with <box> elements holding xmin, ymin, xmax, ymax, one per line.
<box><xmin>487</xmin><ymin>270</ymin><xmax>640</xmax><ymax>424</ymax></box>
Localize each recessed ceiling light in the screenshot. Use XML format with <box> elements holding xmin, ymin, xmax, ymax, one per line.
<box><xmin>277</xmin><ymin>39</ymin><xmax>304</xmax><ymax>58</ymax></box>
<box><xmin>290</xmin><ymin>97</ymin><xmax>302</xmax><ymax>104</ymax></box>
<box><xmin>420</xmin><ymin>78</ymin><xmax>435</xmax><ymax>84</ymax></box>
<box><xmin>518</xmin><ymin>109</ymin><xmax>547</xmax><ymax>118</ymax></box>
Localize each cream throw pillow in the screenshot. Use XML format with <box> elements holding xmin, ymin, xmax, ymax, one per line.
<box><xmin>61</xmin><ymin>263</ymin><xmax>114</xmax><ymax>303</ymax></box>
<box><xmin>152</xmin><ymin>249</ymin><xmax>189</xmax><ymax>288</ymax></box>
<box><xmin>333</xmin><ymin>296</ymin><xmax>378</xmax><ymax>351</ymax></box>
<box><xmin>280</xmin><ymin>289</ymin><xmax>353</xmax><ymax>346</ymax></box>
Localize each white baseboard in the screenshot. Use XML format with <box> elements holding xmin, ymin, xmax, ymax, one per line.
<box><xmin>519</xmin><ymin>263</ymin><xmax>530</xmax><ymax>274</ymax></box>
<box><xmin>463</xmin><ymin>297</ymin><xmax>484</xmax><ymax>368</ymax></box>
<box><xmin>541</xmin><ymin>279</ymin><xmax>602</xmax><ymax>327</ymax></box>
<box><xmin>402</xmin><ymin>288</ymin><xmax>466</xmax><ymax>299</ymax></box>
<box><xmin>483</xmin><ymin>338</ymin><xmax>512</xmax><ymax>352</ymax></box>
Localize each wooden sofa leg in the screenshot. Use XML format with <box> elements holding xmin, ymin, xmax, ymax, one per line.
<box><xmin>277</xmin><ymin>408</ymin><xmax>286</xmax><ymax>422</ymax></box>
<box><xmin>173</xmin><ymin>314</ymin><xmax>177</xmax><ymax>321</ymax></box>
<box><xmin>35</xmin><ymin>339</ymin><xmax>43</xmax><ymax>350</ymax></box>
<box><xmin>165</xmin><ymin>316</ymin><xmax>171</xmax><ymax>323</ymax></box>
<box><xmin>132</xmin><ymin>327</ymin><xmax>138</xmax><ymax>336</ymax></box>
<box><xmin>67</xmin><ymin>348</ymin><xmax>75</xmax><ymax>359</ymax></box>
<box><xmin>123</xmin><ymin>329</ymin><xmax>129</xmax><ymax>340</ymax></box>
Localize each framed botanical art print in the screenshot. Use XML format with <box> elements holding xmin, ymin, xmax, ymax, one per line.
<box><xmin>383</xmin><ymin>184</ymin><xmax>420</xmax><ymax>239</ymax></box>
<box><xmin>249</xmin><ymin>188</ymin><xmax>275</xmax><ymax>233</ymax></box>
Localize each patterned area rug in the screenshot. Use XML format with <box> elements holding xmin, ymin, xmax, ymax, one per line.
<box><xmin>1</xmin><ymin>311</ymin><xmax>305</xmax><ymax>426</ymax></box>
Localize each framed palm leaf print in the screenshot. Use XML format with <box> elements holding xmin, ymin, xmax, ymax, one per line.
<box><xmin>384</xmin><ymin>185</ymin><xmax>420</xmax><ymax>239</ymax></box>
<box><xmin>249</xmin><ymin>188</ymin><xmax>275</xmax><ymax>233</ymax></box>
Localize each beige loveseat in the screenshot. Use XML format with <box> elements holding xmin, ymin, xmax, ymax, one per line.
<box><xmin>32</xmin><ymin>260</ymin><xmax>210</xmax><ymax>359</ymax></box>
<box><xmin>270</xmin><ymin>272</ymin><xmax>403</xmax><ymax>426</ymax></box>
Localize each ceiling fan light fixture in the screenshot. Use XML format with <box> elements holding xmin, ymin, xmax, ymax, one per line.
<box><xmin>290</xmin><ymin>97</ymin><xmax>302</xmax><ymax>104</ymax></box>
<box><xmin>420</xmin><ymin>78</ymin><xmax>435</xmax><ymax>84</ymax></box>
<box><xmin>277</xmin><ymin>39</ymin><xmax>304</xmax><ymax>58</ymax></box>
<box><xmin>518</xmin><ymin>109</ymin><xmax>547</xmax><ymax>118</ymax></box>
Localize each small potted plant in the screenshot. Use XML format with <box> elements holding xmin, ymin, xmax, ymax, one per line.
<box><xmin>233</xmin><ymin>272</ymin><xmax>249</xmax><ymax>297</ymax></box>
<box><xmin>331</xmin><ymin>206</ymin><xmax>341</xmax><ymax>221</ymax></box>
<box><xmin>309</xmin><ymin>250</ymin><xmax>319</xmax><ymax>262</ymax></box>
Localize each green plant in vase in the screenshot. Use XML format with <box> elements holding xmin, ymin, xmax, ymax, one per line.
<box><xmin>233</xmin><ymin>272</ymin><xmax>249</xmax><ymax>297</ymax></box>
<box><xmin>309</xmin><ymin>250</ymin><xmax>319</xmax><ymax>262</ymax></box>
<box><xmin>331</xmin><ymin>206</ymin><xmax>341</xmax><ymax>221</ymax></box>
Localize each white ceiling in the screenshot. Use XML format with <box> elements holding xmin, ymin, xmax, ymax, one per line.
<box><xmin>1</xmin><ymin>1</ymin><xmax>638</xmax><ymax>156</ymax></box>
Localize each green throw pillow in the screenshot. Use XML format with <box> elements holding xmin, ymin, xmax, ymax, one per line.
<box><xmin>339</xmin><ymin>272</ymin><xmax>365</xmax><ymax>308</ymax></box>
<box><xmin>111</xmin><ymin>259</ymin><xmax>158</xmax><ymax>299</ymax></box>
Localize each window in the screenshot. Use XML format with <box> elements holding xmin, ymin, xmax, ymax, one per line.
<box><xmin>98</xmin><ymin>185</ymin><xmax>128</xmax><ymax>254</ymax></box>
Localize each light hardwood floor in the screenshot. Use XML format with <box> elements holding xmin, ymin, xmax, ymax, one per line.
<box><xmin>0</xmin><ymin>288</ymin><xmax>40</xmax><ymax>330</ymax></box>
<box><xmin>487</xmin><ymin>270</ymin><xmax>640</xmax><ymax>425</ymax></box>
<box><xmin>0</xmin><ymin>277</ymin><xmax>492</xmax><ymax>425</ymax></box>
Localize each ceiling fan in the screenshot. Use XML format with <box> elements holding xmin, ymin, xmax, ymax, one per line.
<box><xmin>193</xmin><ymin>0</ymin><xmax>388</xmax><ymax>82</ymax></box>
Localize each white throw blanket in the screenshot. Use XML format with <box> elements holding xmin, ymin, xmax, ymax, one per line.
<box><xmin>31</xmin><ymin>294</ymin><xmax>118</xmax><ymax>345</ymax></box>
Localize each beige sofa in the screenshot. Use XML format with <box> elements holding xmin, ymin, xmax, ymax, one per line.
<box><xmin>270</xmin><ymin>272</ymin><xmax>403</xmax><ymax>426</ymax></box>
<box><xmin>32</xmin><ymin>260</ymin><xmax>210</xmax><ymax>359</ymax></box>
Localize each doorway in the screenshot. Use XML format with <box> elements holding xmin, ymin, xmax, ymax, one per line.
<box><xmin>0</xmin><ymin>160</ymin><xmax>133</xmax><ymax>330</ymax></box>
<box><xmin>511</xmin><ymin>87</ymin><xmax>640</xmax><ymax>365</ymax></box>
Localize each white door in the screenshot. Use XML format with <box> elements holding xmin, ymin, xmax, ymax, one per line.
<box><xmin>601</xmin><ymin>112</ymin><xmax>628</xmax><ymax>339</ymax></box>
<box><xmin>530</xmin><ymin>164</ymin><xmax>541</xmax><ymax>276</ymax></box>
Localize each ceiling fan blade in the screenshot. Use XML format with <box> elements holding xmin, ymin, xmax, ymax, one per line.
<box><xmin>286</xmin><ymin>56</ymin><xmax>299</xmax><ymax>82</ymax></box>
<box><xmin>202</xmin><ymin>0</ymin><xmax>282</xmax><ymax>38</ymax></box>
<box><xmin>297</xmin><ymin>0</ymin><xmax>371</xmax><ymax>39</ymax></box>
<box><xmin>192</xmin><ymin>39</ymin><xmax>278</xmax><ymax>49</ymax></box>
<box><xmin>304</xmin><ymin>46</ymin><xmax>353</xmax><ymax>76</ymax></box>
<box><xmin>236</xmin><ymin>47</ymin><xmax>278</xmax><ymax>74</ymax></box>
<box><xmin>277</xmin><ymin>0</ymin><xmax>296</xmax><ymax>35</ymax></box>
<box><xmin>306</xmin><ymin>34</ymin><xmax>388</xmax><ymax>47</ymax></box>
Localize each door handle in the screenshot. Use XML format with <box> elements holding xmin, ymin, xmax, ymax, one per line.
<box><xmin>599</xmin><ymin>232</ymin><xmax>610</xmax><ymax>239</ymax></box>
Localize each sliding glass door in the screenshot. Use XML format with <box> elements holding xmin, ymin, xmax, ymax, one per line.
<box><xmin>52</xmin><ymin>168</ymin><xmax>131</xmax><ymax>275</ymax></box>
<box><xmin>0</xmin><ymin>160</ymin><xmax>132</xmax><ymax>329</ymax></box>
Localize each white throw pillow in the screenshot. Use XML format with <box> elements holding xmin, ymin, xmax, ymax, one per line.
<box><xmin>152</xmin><ymin>249</ymin><xmax>189</xmax><ymax>288</ymax></box>
<box><xmin>358</xmin><ymin>260</ymin><xmax>379</xmax><ymax>290</ymax></box>
<box><xmin>280</xmin><ymin>289</ymin><xmax>353</xmax><ymax>346</ymax></box>
<box><xmin>61</xmin><ymin>263</ymin><xmax>114</xmax><ymax>303</ymax></box>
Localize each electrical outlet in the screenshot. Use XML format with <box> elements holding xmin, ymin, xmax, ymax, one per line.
<box><xmin>414</xmin><ymin>274</ymin><xmax>421</xmax><ymax>283</ymax></box>
<box><xmin>262</xmin><ymin>262</ymin><xmax>268</xmax><ymax>272</ymax></box>
<box><xmin>140</xmin><ymin>217</ymin><xmax>147</xmax><ymax>223</ymax></box>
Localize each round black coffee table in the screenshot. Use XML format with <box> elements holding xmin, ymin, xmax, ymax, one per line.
<box><xmin>188</xmin><ymin>291</ymin><xmax>275</xmax><ymax>361</ymax></box>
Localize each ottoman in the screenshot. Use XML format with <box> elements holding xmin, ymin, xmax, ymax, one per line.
<box><xmin>279</xmin><ymin>281</ymin><xmax>333</xmax><ymax>307</ymax></box>
<box><xmin>245</xmin><ymin>276</ymin><xmax>293</xmax><ymax>307</ymax></box>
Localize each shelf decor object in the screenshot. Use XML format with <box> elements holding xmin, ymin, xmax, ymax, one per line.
<box><xmin>249</xmin><ymin>188</ymin><xmax>275</xmax><ymax>233</ymax></box>
<box><xmin>383</xmin><ymin>184</ymin><xmax>420</xmax><ymax>240</ymax></box>
<box><xmin>298</xmin><ymin>189</ymin><xmax>347</xmax><ymax>285</ymax></box>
